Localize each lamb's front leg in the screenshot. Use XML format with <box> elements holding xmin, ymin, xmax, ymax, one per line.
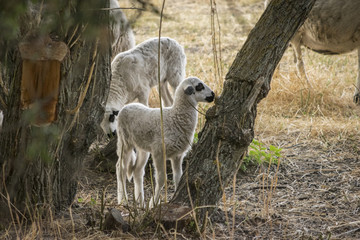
<box><xmin>150</xmin><ymin>152</ymin><xmax>166</xmax><ymax>208</ymax></box>
<box><xmin>116</xmin><ymin>139</ymin><xmax>135</xmax><ymax>204</ymax></box>
<box><xmin>116</xmin><ymin>156</ymin><xmax>128</xmax><ymax>204</ymax></box>
<box><xmin>133</xmin><ymin>150</ymin><xmax>150</xmax><ymax>207</ymax></box>
<box><xmin>170</xmin><ymin>154</ymin><xmax>184</xmax><ymax>190</ymax></box>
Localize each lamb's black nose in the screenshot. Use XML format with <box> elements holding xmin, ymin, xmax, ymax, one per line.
<box><xmin>206</xmin><ymin>91</ymin><xmax>215</xmax><ymax>102</ymax></box>
<box><xmin>107</xmin><ymin>130</ymin><xmax>116</xmax><ymax>139</ymax></box>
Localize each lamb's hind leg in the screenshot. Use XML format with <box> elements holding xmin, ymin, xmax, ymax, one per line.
<box><xmin>133</xmin><ymin>150</ymin><xmax>150</xmax><ymax>207</ymax></box>
<box><xmin>354</xmin><ymin>49</ymin><xmax>360</xmax><ymax>105</ymax></box>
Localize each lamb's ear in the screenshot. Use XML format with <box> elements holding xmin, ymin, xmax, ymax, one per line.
<box><xmin>113</xmin><ymin>110</ymin><xmax>119</xmax><ymax>116</ymax></box>
<box><xmin>184</xmin><ymin>86</ymin><xmax>195</xmax><ymax>95</ymax></box>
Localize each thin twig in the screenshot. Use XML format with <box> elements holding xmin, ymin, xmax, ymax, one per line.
<box><xmin>1</xmin><ymin>165</ymin><xmax>21</xmax><ymax>239</ymax></box>
<box><xmin>231</xmin><ymin>153</ymin><xmax>245</xmax><ymax>239</ymax></box>
<box><xmin>174</xmin><ymin>205</ymin><xmax>217</xmax><ymax>240</ymax></box>
<box><xmin>329</xmin><ymin>220</ymin><xmax>360</xmax><ymax>230</ymax></box>
<box><xmin>66</xmin><ymin>24</ymin><xmax>79</xmax><ymax>46</ymax></box>
<box><xmin>215</xmin><ymin>0</ymin><xmax>223</xmax><ymax>79</ymax></box>
<box><xmin>335</xmin><ymin>227</ymin><xmax>360</xmax><ymax>237</ymax></box>
<box><xmin>245</xmin><ymin>185</ymin><xmax>288</xmax><ymax>191</ymax></box>
<box><xmin>210</xmin><ymin>0</ymin><xmax>223</xmax><ymax>84</ymax></box>
<box><xmin>158</xmin><ymin>0</ymin><xmax>167</xmax><ymax>204</ymax></box>
<box><xmin>186</xmin><ymin>98</ymin><xmax>206</xmax><ymax>116</ymax></box>
<box><xmin>184</xmin><ymin>160</ymin><xmax>201</xmax><ymax>237</ymax></box>
<box><xmin>69</xmin><ymin>24</ymin><xmax>88</xmax><ymax>49</ymax></box>
<box><xmin>99</xmin><ymin>7</ymin><xmax>145</xmax><ymax>11</ymax></box>
<box><xmin>67</xmin><ymin>38</ymin><xmax>99</xmax><ymax>115</ymax></box>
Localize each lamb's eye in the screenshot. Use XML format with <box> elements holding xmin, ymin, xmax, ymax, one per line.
<box><xmin>195</xmin><ymin>83</ymin><xmax>204</xmax><ymax>91</ymax></box>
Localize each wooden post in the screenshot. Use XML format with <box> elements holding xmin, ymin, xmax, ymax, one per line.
<box><xmin>19</xmin><ymin>34</ymin><xmax>68</xmax><ymax>126</ymax></box>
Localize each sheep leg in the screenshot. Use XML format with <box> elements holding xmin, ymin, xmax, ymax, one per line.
<box><xmin>354</xmin><ymin>49</ymin><xmax>360</xmax><ymax>104</ymax></box>
<box><xmin>150</xmin><ymin>152</ymin><xmax>166</xmax><ymax>207</ymax></box>
<box><xmin>116</xmin><ymin>149</ymin><xmax>132</xmax><ymax>204</ymax></box>
<box><xmin>292</xmin><ymin>36</ymin><xmax>312</xmax><ymax>88</ymax></box>
<box><xmin>133</xmin><ymin>150</ymin><xmax>149</xmax><ymax>207</ymax></box>
<box><xmin>170</xmin><ymin>154</ymin><xmax>184</xmax><ymax>190</ymax></box>
<box><xmin>160</xmin><ymin>82</ymin><xmax>174</xmax><ymax>107</ymax></box>
<box><xmin>126</xmin><ymin>150</ymin><xmax>136</xmax><ymax>181</ymax></box>
<box><xmin>137</xmin><ymin>89</ymin><xmax>150</xmax><ymax>106</ymax></box>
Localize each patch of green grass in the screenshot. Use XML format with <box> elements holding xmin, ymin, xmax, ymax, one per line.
<box><xmin>241</xmin><ymin>139</ymin><xmax>282</xmax><ymax>171</ymax></box>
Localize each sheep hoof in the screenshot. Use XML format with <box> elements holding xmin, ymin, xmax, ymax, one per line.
<box><xmin>354</xmin><ymin>93</ymin><xmax>360</xmax><ymax>105</ymax></box>
<box><xmin>149</xmin><ymin>197</ymin><xmax>160</xmax><ymax>208</ymax></box>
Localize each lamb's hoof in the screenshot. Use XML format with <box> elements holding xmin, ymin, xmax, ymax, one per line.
<box><xmin>354</xmin><ymin>93</ymin><xmax>360</xmax><ymax>105</ymax></box>
<box><xmin>149</xmin><ymin>197</ymin><xmax>160</xmax><ymax>208</ymax></box>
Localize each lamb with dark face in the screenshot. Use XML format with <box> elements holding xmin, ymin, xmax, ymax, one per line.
<box><xmin>115</xmin><ymin>77</ymin><xmax>214</xmax><ymax>207</ymax></box>
<box><xmin>105</xmin><ymin>110</ymin><xmax>119</xmax><ymax>138</ymax></box>
<box><xmin>100</xmin><ymin>37</ymin><xmax>186</xmax><ymax>137</ymax></box>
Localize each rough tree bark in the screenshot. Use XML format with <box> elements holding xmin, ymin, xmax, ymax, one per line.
<box><xmin>94</xmin><ymin>137</ymin><xmax>118</xmax><ymax>172</ymax></box>
<box><xmin>171</xmin><ymin>0</ymin><xmax>315</xmax><ymax>217</ymax></box>
<box><xmin>0</xmin><ymin>0</ymin><xmax>111</xmax><ymax>220</ymax></box>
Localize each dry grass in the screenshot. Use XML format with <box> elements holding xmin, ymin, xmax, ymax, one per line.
<box><xmin>2</xmin><ymin>0</ymin><xmax>360</xmax><ymax>239</ymax></box>
<box><xmin>131</xmin><ymin>0</ymin><xmax>360</xmax><ymax>144</ymax></box>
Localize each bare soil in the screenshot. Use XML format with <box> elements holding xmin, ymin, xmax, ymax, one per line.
<box><xmin>72</xmin><ymin>131</ymin><xmax>359</xmax><ymax>239</ymax></box>
<box><xmin>215</xmin><ymin>135</ymin><xmax>360</xmax><ymax>239</ymax></box>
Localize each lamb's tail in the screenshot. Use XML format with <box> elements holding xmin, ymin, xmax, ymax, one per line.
<box><xmin>126</xmin><ymin>150</ymin><xmax>136</xmax><ymax>181</ymax></box>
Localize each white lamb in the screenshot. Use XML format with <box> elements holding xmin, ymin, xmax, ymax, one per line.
<box><xmin>116</xmin><ymin>77</ymin><xmax>215</xmax><ymax>206</ymax></box>
<box><xmin>100</xmin><ymin>37</ymin><xmax>186</xmax><ymax>137</ymax></box>
<box><xmin>110</xmin><ymin>0</ymin><xmax>135</xmax><ymax>56</ymax></box>
<box><xmin>265</xmin><ymin>0</ymin><xmax>360</xmax><ymax>104</ymax></box>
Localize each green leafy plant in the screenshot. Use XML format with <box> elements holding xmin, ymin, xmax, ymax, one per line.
<box><xmin>90</xmin><ymin>197</ymin><xmax>97</xmax><ymax>205</ymax></box>
<box><xmin>242</xmin><ymin>139</ymin><xmax>282</xmax><ymax>171</ymax></box>
<box><xmin>193</xmin><ymin>132</ymin><xmax>199</xmax><ymax>144</ymax></box>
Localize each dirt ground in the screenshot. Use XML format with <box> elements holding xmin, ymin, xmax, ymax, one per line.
<box><xmin>73</xmin><ymin>132</ymin><xmax>360</xmax><ymax>239</ymax></box>
<box><xmin>216</xmin><ymin>135</ymin><xmax>360</xmax><ymax>239</ymax></box>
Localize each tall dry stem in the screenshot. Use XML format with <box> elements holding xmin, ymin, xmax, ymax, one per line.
<box><xmin>157</xmin><ymin>0</ymin><xmax>167</xmax><ymax>204</ymax></box>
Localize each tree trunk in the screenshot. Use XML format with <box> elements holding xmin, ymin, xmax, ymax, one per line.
<box><xmin>0</xmin><ymin>0</ymin><xmax>111</xmax><ymax>220</ymax></box>
<box><xmin>171</xmin><ymin>0</ymin><xmax>315</xmax><ymax>218</ymax></box>
<box><xmin>94</xmin><ymin>137</ymin><xmax>118</xmax><ymax>172</ymax></box>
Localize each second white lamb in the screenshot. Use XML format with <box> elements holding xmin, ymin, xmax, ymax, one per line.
<box><xmin>116</xmin><ymin>77</ymin><xmax>215</xmax><ymax>206</ymax></box>
<box><xmin>100</xmin><ymin>37</ymin><xmax>186</xmax><ymax>137</ymax></box>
